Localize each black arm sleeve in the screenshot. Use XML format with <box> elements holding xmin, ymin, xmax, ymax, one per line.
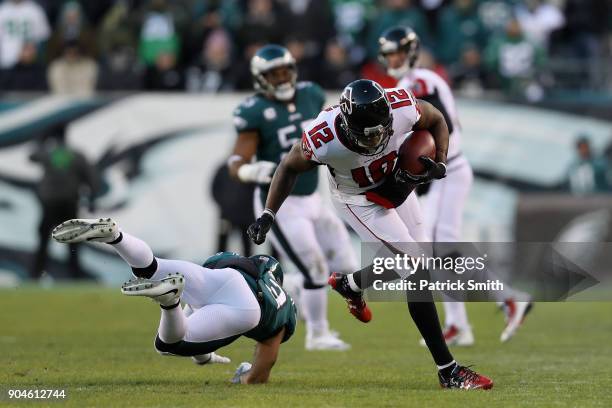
<box><xmin>419</xmin><ymin>88</ymin><xmax>454</xmax><ymax>135</ymax></box>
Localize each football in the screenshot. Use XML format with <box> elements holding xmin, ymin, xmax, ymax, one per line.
<box><xmin>397</xmin><ymin>130</ymin><xmax>437</xmax><ymax>174</ymax></box>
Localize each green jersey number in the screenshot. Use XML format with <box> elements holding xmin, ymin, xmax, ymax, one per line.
<box><xmin>277</xmin><ymin>120</ymin><xmax>315</xmax><ymax>159</ymax></box>
<box><xmin>264</xmin><ymin>275</ymin><xmax>287</xmax><ymax>309</ymax></box>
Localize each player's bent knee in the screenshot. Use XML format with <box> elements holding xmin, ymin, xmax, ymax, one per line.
<box><xmin>298</xmin><ymin>252</ymin><xmax>329</xmax><ymax>287</ymax></box>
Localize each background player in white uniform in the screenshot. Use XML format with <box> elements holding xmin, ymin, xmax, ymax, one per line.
<box><xmin>379</xmin><ymin>26</ymin><xmax>532</xmax><ymax>344</ymax></box>
<box><xmin>228</xmin><ymin>45</ymin><xmax>357</xmax><ymax>351</ymax></box>
<box><xmin>248</xmin><ymin>79</ymin><xmax>494</xmax><ymax>390</ymax></box>
<box><xmin>52</xmin><ymin>218</ymin><xmax>297</xmax><ymax>385</ymax></box>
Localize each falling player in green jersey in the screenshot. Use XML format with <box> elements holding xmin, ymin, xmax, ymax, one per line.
<box><xmin>52</xmin><ymin>218</ymin><xmax>297</xmax><ymax>384</ymax></box>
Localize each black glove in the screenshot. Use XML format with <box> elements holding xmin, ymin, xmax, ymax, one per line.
<box><xmin>365</xmin><ymin>176</ymin><xmax>415</xmax><ymax>209</ymax></box>
<box><xmin>395</xmin><ymin>156</ymin><xmax>447</xmax><ymax>185</ymax></box>
<box><xmin>247</xmin><ymin>212</ymin><xmax>274</xmax><ymax>245</ymax></box>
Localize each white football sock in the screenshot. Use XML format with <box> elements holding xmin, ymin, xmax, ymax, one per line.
<box><xmin>442</xmin><ymin>301</ymin><xmax>470</xmax><ymax>331</ymax></box>
<box><xmin>346</xmin><ymin>273</ymin><xmax>362</xmax><ymax>292</ymax></box>
<box><xmin>437</xmin><ymin>360</ymin><xmax>457</xmax><ymax>370</ymax></box>
<box><xmin>158</xmin><ymin>305</ymin><xmax>186</xmax><ymax>344</ymax></box>
<box><xmin>302</xmin><ymin>287</ymin><xmax>329</xmax><ymax>335</ymax></box>
<box><xmin>110</xmin><ymin>231</ymin><xmax>154</xmax><ymax>268</ymax></box>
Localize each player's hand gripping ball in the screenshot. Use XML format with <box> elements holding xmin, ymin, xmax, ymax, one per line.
<box><xmin>395</xmin><ymin>130</ymin><xmax>446</xmax><ymax>185</ymax></box>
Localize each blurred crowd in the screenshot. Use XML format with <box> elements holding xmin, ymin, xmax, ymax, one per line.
<box><xmin>0</xmin><ymin>0</ymin><xmax>610</xmax><ymax>98</ymax></box>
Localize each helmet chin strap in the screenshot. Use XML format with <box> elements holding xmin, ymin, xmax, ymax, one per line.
<box><xmin>388</xmin><ymin>63</ymin><xmax>411</xmax><ymax>80</ymax></box>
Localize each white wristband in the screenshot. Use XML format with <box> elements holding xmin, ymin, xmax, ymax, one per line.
<box><xmin>263</xmin><ymin>208</ymin><xmax>276</xmax><ymax>220</ymax></box>
<box><xmin>227</xmin><ymin>155</ymin><xmax>243</xmax><ymax>166</ymax></box>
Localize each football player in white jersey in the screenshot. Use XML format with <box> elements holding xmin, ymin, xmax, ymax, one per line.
<box><xmin>248</xmin><ymin>79</ymin><xmax>494</xmax><ymax>390</ymax></box>
<box><xmin>379</xmin><ymin>26</ymin><xmax>532</xmax><ymax>345</ymax></box>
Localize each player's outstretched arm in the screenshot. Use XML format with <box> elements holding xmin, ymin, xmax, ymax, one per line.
<box><xmin>265</xmin><ymin>142</ymin><xmax>318</xmax><ymax>214</ymax></box>
<box><xmin>233</xmin><ymin>327</ymin><xmax>285</xmax><ymax>384</ymax></box>
<box><xmin>247</xmin><ymin>142</ymin><xmax>318</xmax><ymax>244</ymax></box>
<box><xmin>413</xmin><ymin>99</ymin><xmax>449</xmax><ymax>164</ymax></box>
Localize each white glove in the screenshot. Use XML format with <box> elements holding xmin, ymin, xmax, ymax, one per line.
<box><xmin>237</xmin><ymin>161</ymin><xmax>277</xmax><ymax>184</ymax></box>
<box><xmin>191</xmin><ymin>352</ymin><xmax>231</xmax><ymax>365</ymax></box>
<box><xmin>230</xmin><ymin>362</ymin><xmax>252</xmax><ymax>384</ymax></box>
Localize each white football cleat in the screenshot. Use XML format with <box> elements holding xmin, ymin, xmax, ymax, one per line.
<box><xmin>192</xmin><ymin>352</ymin><xmax>231</xmax><ymax>365</ymax></box>
<box><xmin>52</xmin><ymin>218</ymin><xmax>119</xmax><ymax>244</ymax></box>
<box><xmin>121</xmin><ymin>273</ymin><xmax>184</xmax><ymax>308</ymax></box>
<box><xmin>500</xmin><ymin>300</ymin><xmax>533</xmax><ymax>343</ymax></box>
<box><xmin>305</xmin><ymin>330</ymin><xmax>351</xmax><ymax>351</ymax></box>
<box><xmin>231</xmin><ymin>362</ymin><xmax>252</xmax><ymax>384</ymax></box>
<box><xmin>419</xmin><ymin>325</ymin><xmax>475</xmax><ymax>347</ymax></box>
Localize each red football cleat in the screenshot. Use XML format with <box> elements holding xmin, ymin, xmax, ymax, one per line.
<box><xmin>328</xmin><ymin>272</ymin><xmax>372</xmax><ymax>323</ymax></box>
<box><xmin>438</xmin><ymin>365</ymin><xmax>494</xmax><ymax>390</ymax></box>
<box><xmin>500</xmin><ymin>300</ymin><xmax>533</xmax><ymax>342</ymax></box>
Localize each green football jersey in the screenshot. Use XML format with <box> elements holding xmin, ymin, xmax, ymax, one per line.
<box><xmin>202</xmin><ymin>252</ymin><xmax>297</xmax><ymax>343</ymax></box>
<box><xmin>233</xmin><ymin>81</ymin><xmax>325</xmax><ymax>195</ymax></box>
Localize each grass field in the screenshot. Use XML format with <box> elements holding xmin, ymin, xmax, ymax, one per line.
<box><xmin>1</xmin><ymin>285</ymin><xmax>611</xmax><ymax>407</ymax></box>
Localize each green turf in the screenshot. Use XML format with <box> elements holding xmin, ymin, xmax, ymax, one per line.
<box><xmin>1</xmin><ymin>286</ymin><xmax>611</xmax><ymax>407</ymax></box>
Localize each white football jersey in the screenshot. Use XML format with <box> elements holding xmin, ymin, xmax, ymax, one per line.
<box><xmin>398</xmin><ymin>69</ymin><xmax>462</xmax><ymax>159</ymax></box>
<box><xmin>0</xmin><ymin>0</ymin><xmax>50</xmax><ymax>68</ymax></box>
<box><xmin>301</xmin><ymin>87</ymin><xmax>421</xmax><ymax>206</ymax></box>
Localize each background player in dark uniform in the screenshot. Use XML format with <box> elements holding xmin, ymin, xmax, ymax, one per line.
<box><xmin>29</xmin><ymin>129</ymin><xmax>99</xmax><ymax>280</ymax></box>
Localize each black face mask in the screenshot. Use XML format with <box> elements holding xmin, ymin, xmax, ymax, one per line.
<box><xmin>342</xmin><ymin>116</ymin><xmax>394</xmax><ymax>156</ymax></box>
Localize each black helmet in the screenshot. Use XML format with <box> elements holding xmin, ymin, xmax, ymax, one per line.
<box><xmin>378</xmin><ymin>26</ymin><xmax>420</xmax><ymax>79</ymax></box>
<box><xmin>339</xmin><ymin>79</ymin><xmax>393</xmax><ymax>156</ymax></box>
<box><xmin>250</xmin><ymin>44</ymin><xmax>297</xmax><ymax>101</ymax></box>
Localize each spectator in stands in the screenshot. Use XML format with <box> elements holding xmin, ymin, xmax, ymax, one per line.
<box><xmin>514</xmin><ymin>0</ymin><xmax>565</xmax><ymax>49</ymax></box>
<box><xmin>317</xmin><ymin>37</ymin><xmax>358</xmax><ymax>89</ymax></box>
<box><xmin>34</xmin><ymin>0</ymin><xmax>63</xmax><ymax>27</ymax></box>
<box><xmin>30</xmin><ymin>128</ymin><xmax>99</xmax><ymax>280</ymax></box>
<box><xmin>138</xmin><ymin>0</ymin><xmax>185</xmax><ymax>90</ymax></box>
<box><xmin>237</xmin><ymin>0</ymin><xmax>283</xmax><ymax>50</ymax></box>
<box><xmin>419</xmin><ymin>0</ymin><xmax>447</xmax><ymax>31</ymax></box>
<box><xmin>329</xmin><ymin>0</ymin><xmax>375</xmax><ymax>65</ymax></box>
<box><xmin>97</xmin><ymin>0</ymin><xmax>142</xmax><ymax>90</ymax></box>
<box><xmin>188</xmin><ymin>0</ymin><xmax>241</xmax><ymax>59</ymax></box>
<box><xmin>48</xmin><ymin>1</ymin><xmax>97</xmax><ymax>61</ymax></box>
<box><xmin>477</xmin><ymin>0</ymin><xmax>515</xmax><ymax>34</ymax></box>
<box><xmin>0</xmin><ymin>0</ymin><xmax>50</xmax><ymax>91</ymax></box>
<box><xmin>436</xmin><ymin>0</ymin><xmax>488</xmax><ymax>65</ymax></box>
<box><xmin>278</xmin><ymin>0</ymin><xmax>335</xmax><ymax>63</ymax></box>
<box><xmin>484</xmin><ymin>17</ymin><xmax>546</xmax><ymax>100</ymax></box>
<box><xmin>47</xmin><ymin>40</ymin><xmax>98</xmax><ymax>96</ymax></box>
<box><xmin>233</xmin><ymin>40</ymin><xmax>265</xmax><ymax>90</ymax></box>
<box><xmin>285</xmin><ymin>35</ymin><xmax>318</xmax><ymax>82</ymax></box>
<box><xmin>558</xmin><ymin>0</ymin><xmax>609</xmax><ymax>59</ymax></box>
<box><xmin>78</xmin><ymin>0</ymin><xmax>115</xmax><ymax>27</ymax></box>
<box><xmin>185</xmin><ymin>28</ymin><xmax>237</xmax><ymax>92</ymax></box>
<box><xmin>567</xmin><ymin>135</ymin><xmax>610</xmax><ymax>195</ymax></box>
<box><xmin>447</xmin><ymin>43</ymin><xmax>487</xmax><ymax>96</ymax></box>
<box><xmin>367</xmin><ymin>0</ymin><xmax>431</xmax><ymax>58</ymax></box>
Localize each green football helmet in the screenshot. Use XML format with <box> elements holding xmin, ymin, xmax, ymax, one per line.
<box><xmin>250</xmin><ymin>254</ymin><xmax>284</xmax><ymax>285</ymax></box>
<box><xmin>250</xmin><ymin>44</ymin><xmax>297</xmax><ymax>101</ymax></box>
